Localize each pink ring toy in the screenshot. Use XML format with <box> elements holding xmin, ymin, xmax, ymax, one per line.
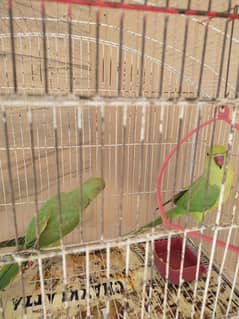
<box><xmin>156</xmin><ymin>105</ymin><xmax>239</xmax><ymax>254</ymax></box>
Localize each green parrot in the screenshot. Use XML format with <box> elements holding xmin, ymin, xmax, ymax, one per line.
<box><xmin>134</xmin><ymin>145</ymin><xmax>233</xmax><ymax>233</ymax></box>
<box><xmin>0</xmin><ymin>177</ymin><xmax>105</xmax><ymax>290</ymax></box>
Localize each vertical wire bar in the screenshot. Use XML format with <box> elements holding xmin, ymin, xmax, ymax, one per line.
<box><xmin>211</xmin><ymin>220</ymin><xmax>235</xmax><ymax>318</ymax></box>
<box><xmin>95</xmin><ymin>10</ymin><xmax>100</xmax><ymax>95</ymax></box>
<box><xmin>175</xmin><ymin>233</ymin><xmax>187</xmax><ymax>319</ymax></box>
<box><xmin>59</xmin><ymin>109</ymin><xmax>65</xmax><ymax>188</ymax></box>
<box><xmin>197</xmin><ymin>1</ymin><xmax>211</xmax><ymax>97</ymax></box>
<box><xmin>102</xmin><ymin>44</ymin><xmax>104</xmax><ymax>88</ymax></box>
<box><xmin>139</xmin><ymin>14</ymin><xmax>146</xmax><ymax>97</ymax></box>
<box><xmin>144</xmin><ymin>106</ymin><xmax>154</xmax><ymax>231</ymax></box>
<box><xmin>200</xmin><ymin>106</ymin><xmax>217</xmax><ymax>224</ymax></box>
<box><xmin>226</xmin><ymin>108</ymin><xmax>239</xmax><ymax>260</ymax></box>
<box><xmin>114</xmin><ymin>109</ymin><xmax>118</xmax><ymax>191</ymax></box>
<box><xmin>187</xmin><ymin>105</ymin><xmax>204</xmax><ymax>318</ymax></box>
<box><xmin>143</xmin><ymin>105</ymin><xmax>153</xmax><ymax>226</ymax></box>
<box><xmin>152</xmin><ymin>104</ymin><xmax>164</xmax><ymax>226</ymax></box>
<box><xmin>58</xmin><ymin>108</ymin><xmax>66</xmax><ymax>188</ymax></box>
<box><xmin>123</xmin><ymin>242</ymin><xmax>130</xmax><ymax>319</ymax></box>
<box><xmin>75</xmin><ymin>109</ymin><xmax>79</xmax><ymax>178</ymax></box>
<box><xmin>43</xmin><ymin>111</ymin><xmax>51</xmax><ymax>199</ymax></box>
<box><xmin>109</xmin><ymin>46</ymin><xmax>112</xmax><ymax>94</ymax></box>
<box><xmin>77</xmin><ymin>107</ymin><xmax>84</xmax><ymax>243</ymax></box>
<box><xmin>52</xmin><ymin>107</ymin><xmax>69</xmax><ymax>312</ymax></box>
<box><xmin>171</xmin><ymin>104</ymin><xmax>184</xmax><ymax>210</ymax></box>
<box><xmin>68</xmin><ymin>5</ymin><xmax>73</xmax><ymax>93</ymax></box>
<box><xmin>68</xmin><ymin>116</ymin><xmax>72</xmax><ymax>186</ymax></box>
<box><xmin>87</xmin><ymin>107</ymin><xmax>92</xmax><ymax>172</ymax></box>
<box><xmin>135</xmin><ymin>105</ymin><xmax>146</xmax><ymax>230</ymax></box>
<box><xmin>147</xmin><ymin>238</ymin><xmax>154</xmax><ymax>318</ymax></box>
<box><xmin>80</xmin><ymin>39</ymin><xmax>83</xmax><ymax>96</ymax></box>
<box><xmin>215</xmin><ymin>107</ymin><xmax>236</xmax><ymax>226</ymax></box>
<box><xmin>225</xmin><ymin>253</ymin><xmax>239</xmax><ymax>317</ymax></box>
<box><xmin>235</xmin><ymin>66</ymin><xmax>239</xmax><ymax>99</ymax></box>
<box><xmin>0</xmin><ymin>160</ymin><xmax>7</xmax><ymax>216</ymax></box>
<box><xmin>37</xmin><ymin>255</ymin><xmax>47</xmax><ymax>319</ymax></box>
<box><xmin>28</xmin><ymin>109</ymin><xmax>41</xmax><ymax>248</ymax></box>
<box><xmin>148</xmin><ymin>106</ymin><xmax>156</xmax><ymax>195</ymax></box>
<box><xmin>87</xmin><ymin>41</ymin><xmax>90</xmax><ymax>95</ymax></box>
<box><xmin>129</xmin><ymin>106</ymin><xmax>137</xmax><ymax>229</ymax></box>
<box><xmin>41</xmin><ymin>0</ymin><xmax>48</xmax><ymax>94</ymax></box>
<box><xmin>2</xmin><ymin>109</ymin><xmax>19</xmax><ymax>249</ymax></box>
<box><xmin>162</xmin><ymin>233</ymin><xmax>171</xmax><ymax>319</ymax></box>
<box><xmin>140</xmin><ymin>240</ymin><xmax>149</xmax><ymax>319</ymax></box>
<box><xmin>55</xmin><ymin>15</ymin><xmax>60</xmax><ymax>92</ymax></box>
<box><xmin>100</xmin><ymin>104</ymin><xmax>105</xmax><ymax>240</ymax></box>
<box><xmin>117</xmin><ymin>12</ymin><xmax>124</xmax><ymax>96</ymax></box>
<box><xmin>2</xmin><ymin>108</ymin><xmax>26</xmax><ymax>316</ymax></box>
<box><xmin>8</xmin><ymin>0</ymin><xmax>17</xmax><ymax>93</ymax></box>
<box><xmin>224</xmin><ymin>6</ymin><xmax>237</xmax><ymax>98</ymax></box>
<box><xmin>185</xmin><ymin>103</ymin><xmax>201</xmax><ymax>227</ymax></box>
<box><xmin>216</xmin><ymin>1</ymin><xmax>231</xmax><ymax>98</ymax></box>
<box><xmin>20</xmin><ymin>122</ymin><xmax>29</xmax><ymax>200</ymax></box>
<box><xmin>191</xmin><ymin>105</ymin><xmax>217</xmax><ymax>317</ymax></box>
<box><xmin>28</xmin><ymin>109</ymin><xmax>47</xmax><ymax>318</ymax></box>
<box><xmin>118</xmin><ymin>106</ymin><xmax>127</xmax><ymax>236</ymax></box>
<box><xmin>159</xmin><ymin>0</ymin><xmax>169</xmax><ymax>97</ymax></box>
<box><xmin>200</xmin><ymin>106</ymin><xmax>236</xmax><ymax>319</ymax></box>
<box><xmin>85</xmin><ymin>248</ymin><xmax>90</xmax><ymax>318</ymax></box>
<box><xmin>36</xmin><ymin>127</ymin><xmax>43</xmax><ymax>196</ymax></box>
<box><xmin>106</xmin><ymin>244</ymin><xmax>110</xmax><ymax>318</ymax></box>
<box><xmin>190</xmin><ymin>228</ymin><xmax>204</xmax><ymax>318</ymax></box>
<box><xmin>178</xmin><ymin>0</ymin><xmax>191</xmax><ymax>96</ymax></box>
<box><xmin>125</xmin><ymin>110</ymin><xmax>131</xmax><ymax>221</ymax></box>
<box><xmin>10</xmin><ymin>116</ymin><xmax>21</xmax><ymax>201</ymax></box>
<box><xmin>152</xmin><ymin>103</ymin><xmax>166</xmax><ymax>233</ymax></box>
<box><xmin>0</xmin><ymin>294</ymin><xmax>5</xmax><ymax>319</ymax></box>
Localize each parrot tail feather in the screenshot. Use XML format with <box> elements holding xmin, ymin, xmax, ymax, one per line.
<box><xmin>128</xmin><ymin>206</ymin><xmax>187</xmax><ymax>235</ymax></box>
<box><xmin>0</xmin><ymin>236</ymin><xmax>25</xmax><ymax>248</ymax></box>
<box><xmin>0</xmin><ymin>263</ymin><xmax>20</xmax><ymax>290</ymax></box>
<box><xmin>126</xmin><ymin>216</ymin><xmax>162</xmax><ymax>236</ymax></box>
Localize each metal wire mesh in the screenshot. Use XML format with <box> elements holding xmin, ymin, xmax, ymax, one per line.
<box><xmin>0</xmin><ymin>0</ymin><xmax>239</xmax><ymax>318</ymax></box>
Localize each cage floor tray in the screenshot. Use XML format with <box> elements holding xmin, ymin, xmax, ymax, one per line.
<box><xmin>154</xmin><ymin>237</ymin><xmax>207</xmax><ymax>284</ymax></box>
<box><xmin>0</xmin><ymin>242</ymin><xmax>239</xmax><ymax>318</ymax></box>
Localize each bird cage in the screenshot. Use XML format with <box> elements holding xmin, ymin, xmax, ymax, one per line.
<box><xmin>0</xmin><ymin>0</ymin><xmax>239</xmax><ymax>318</ymax></box>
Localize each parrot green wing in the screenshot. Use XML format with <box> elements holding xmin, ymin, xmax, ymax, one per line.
<box><xmin>36</xmin><ymin>191</ymin><xmax>82</xmax><ymax>248</ymax></box>
<box><xmin>176</xmin><ymin>175</ymin><xmax>220</xmax><ymax>212</ymax></box>
<box><xmin>25</xmin><ymin>177</ymin><xmax>105</xmax><ymax>249</ymax></box>
<box><xmin>162</xmin><ymin>189</ymin><xmax>188</xmax><ymax>207</ymax></box>
<box><xmin>37</xmin><ymin>177</ymin><xmax>105</xmax><ymax>248</ymax></box>
<box><xmin>24</xmin><ymin>205</ymin><xmax>53</xmax><ymax>249</ymax></box>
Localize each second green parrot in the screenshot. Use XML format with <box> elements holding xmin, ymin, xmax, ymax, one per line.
<box><xmin>135</xmin><ymin>145</ymin><xmax>233</xmax><ymax>233</ymax></box>
<box><xmin>0</xmin><ymin>177</ymin><xmax>105</xmax><ymax>290</ymax></box>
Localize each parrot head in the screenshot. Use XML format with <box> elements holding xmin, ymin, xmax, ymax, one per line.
<box><xmin>206</xmin><ymin>145</ymin><xmax>227</xmax><ymax>170</ymax></box>
<box><xmin>83</xmin><ymin>177</ymin><xmax>106</xmax><ymax>201</ymax></box>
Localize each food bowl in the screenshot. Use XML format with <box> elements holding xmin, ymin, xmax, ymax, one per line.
<box><xmin>154</xmin><ymin>237</ymin><xmax>207</xmax><ymax>285</ymax></box>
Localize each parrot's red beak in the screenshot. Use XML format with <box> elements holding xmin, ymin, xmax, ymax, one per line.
<box><xmin>214</xmin><ymin>154</ymin><xmax>224</xmax><ymax>169</ymax></box>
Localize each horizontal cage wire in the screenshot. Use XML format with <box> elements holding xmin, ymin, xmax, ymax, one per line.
<box><xmin>0</xmin><ymin>0</ymin><xmax>239</xmax><ymax>318</ymax></box>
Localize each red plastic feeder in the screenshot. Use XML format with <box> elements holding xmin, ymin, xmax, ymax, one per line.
<box><xmin>154</xmin><ymin>237</ymin><xmax>207</xmax><ymax>285</ymax></box>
